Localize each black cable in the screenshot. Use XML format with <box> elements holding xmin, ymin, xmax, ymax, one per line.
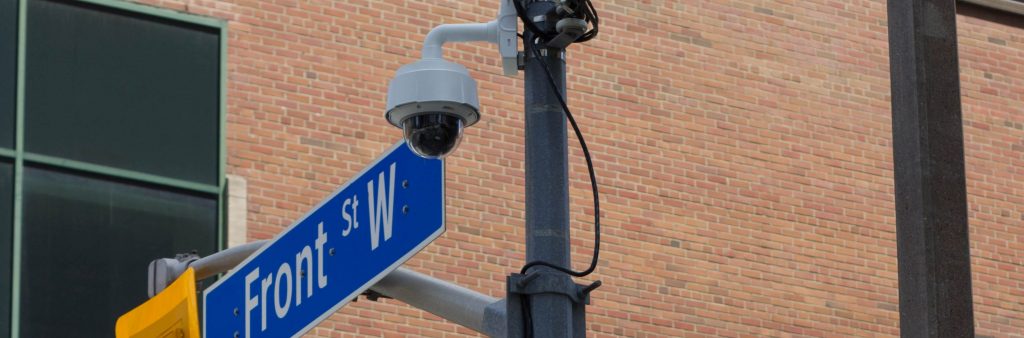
<box><xmin>576</xmin><ymin>0</ymin><xmax>599</xmax><ymax>42</ymax></box>
<box><xmin>514</xmin><ymin>0</ymin><xmax>599</xmax><ymax>43</ymax></box>
<box><xmin>520</xmin><ymin>294</ymin><xmax>534</xmax><ymax>337</ymax></box>
<box><xmin>561</xmin><ymin>0</ymin><xmax>600</xmax><ymax>42</ymax></box>
<box><xmin>518</xmin><ymin>37</ymin><xmax>601</xmax><ymax>279</ymax></box>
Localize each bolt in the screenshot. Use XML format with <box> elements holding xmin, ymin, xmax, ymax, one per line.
<box><xmin>329</xmin><ymin>247</ymin><xmax>336</xmax><ymax>256</ymax></box>
<box><xmin>233</xmin><ymin>307</ymin><xmax>239</xmax><ymax>316</ymax></box>
<box><xmin>402</xmin><ymin>180</ymin><xmax>409</xmax><ymax>189</ymax></box>
<box><xmin>234</xmin><ymin>331</ymin><xmax>240</xmax><ymax>338</ymax></box>
<box><xmin>402</xmin><ymin>205</ymin><xmax>409</xmax><ymax>214</ymax></box>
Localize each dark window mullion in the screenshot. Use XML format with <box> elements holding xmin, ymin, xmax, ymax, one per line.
<box><xmin>21</xmin><ymin>151</ymin><xmax>221</xmax><ymax>196</ymax></box>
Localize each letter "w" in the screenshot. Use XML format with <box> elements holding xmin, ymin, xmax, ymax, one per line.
<box><xmin>367</xmin><ymin>163</ymin><xmax>396</xmax><ymax>250</ymax></box>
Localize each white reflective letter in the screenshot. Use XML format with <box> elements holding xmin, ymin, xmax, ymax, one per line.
<box><xmin>274</xmin><ymin>263</ymin><xmax>293</xmax><ymax>319</ymax></box>
<box><xmin>316</xmin><ymin>222</ymin><xmax>328</xmax><ymax>288</ymax></box>
<box><xmin>341</xmin><ymin>199</ymin><xmax>352</xmax><ymax>237</ymax></box>
<box><xmin>295</xmin><ymin>246</ymin><xmax>313</xmax><ymax>304</ymax></box>
<box><xmin>244</xmin><ymin>268</ymin><xmax>260</xmax><ymax>338</ymax></box>
<box><xmin>260</xmin><ymin>274</ymin><xmax>272</xmax><ymax>331</ymax></box>
<box><xmin>367</xmin><ymin>163</ymin><xmax>396</xmax><ymax>250</ymax></box>
<box><xmin>352</xmin><ymin>195</ymin><xmax>359</xmax><ymax>230</ymax></box>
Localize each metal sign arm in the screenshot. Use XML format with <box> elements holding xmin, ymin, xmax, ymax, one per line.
<box><xmin>191</xmin><ymin>240</ymin><xmax>269</xmax><ymax>280</ymax></box>
<box><xmin>147</xmin><ymin>240</ymin><xmax>269</xmax><ymax>298</ymax></box>
<box><xmin>371</xmin><ymin>267</ymin><xmax>505</xmax><ymax>336</ymax></box>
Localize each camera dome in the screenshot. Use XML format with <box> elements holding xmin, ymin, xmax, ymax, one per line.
<box><xmin>401</xmin><ymin>113</ymin><xmax>465</xmax><ymax>158</ymax></box>
<box><xmin>386</xmin><ymin>58</ymin><xmax>480</xmax><ymax>158</ymax></box>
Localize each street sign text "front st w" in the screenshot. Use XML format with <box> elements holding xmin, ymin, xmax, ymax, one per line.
<box><xmin>203</xmin><ymin>141</ymin><xmax>444</xmax><ymax>338</ymax></box>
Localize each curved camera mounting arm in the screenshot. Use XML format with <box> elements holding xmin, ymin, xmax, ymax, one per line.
<box><xmin>420</xmin><ymin>0</ymin><xmax>518</xmax><ymax>76</ymax></box>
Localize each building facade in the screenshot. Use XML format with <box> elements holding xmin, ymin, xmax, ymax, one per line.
<box><xmin>1</xmin><ymin>0</ymin><xmax>1022</xmax><ymax>337</ymax></box>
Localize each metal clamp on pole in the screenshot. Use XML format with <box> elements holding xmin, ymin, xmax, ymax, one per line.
<box><xmin>544</xmin><ymin>18</ymin><xmax>587</xmax><ymax>49</ymax></box>
<box><xmin>505</xmin><ymin>272</ymin><xmax>601</xmax><ymax>338</ymax></box>
<box><xmin>147</xmin><ymin>253</ymin><xmax>199</xmax><ymax>298</ymax></box>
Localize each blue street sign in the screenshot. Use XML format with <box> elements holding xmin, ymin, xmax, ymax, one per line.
<box><xmin>203</xmin><ymin>141</ymin><xmax>444</xmax><ymax>338</ymax></box>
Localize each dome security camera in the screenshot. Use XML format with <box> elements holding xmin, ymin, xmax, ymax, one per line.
<box><xmin>385</xmin><ymin>0</ymin><xmax>518</xmax><ymax>159</ymax></box>
<box><xmin>385</xmin><ymin>58</ymin><xmax>481</xmax><ymax>159</ymax></box>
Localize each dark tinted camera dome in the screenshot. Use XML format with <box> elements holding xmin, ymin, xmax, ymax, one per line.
<box><xmin>402</xmin><ymin>113</ymin><xmax>465</xmax><ymax>159</ymax></box>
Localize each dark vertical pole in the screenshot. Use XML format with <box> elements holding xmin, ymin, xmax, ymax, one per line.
<box><xmin>524</xmin><ymin>1</ymin><xmax>573</xmax><ymax>337</ymax></box>
<box><xmin>887</xmin><ymin>1</ymin><xmax>975</xmax><ymax>337</ymax></box>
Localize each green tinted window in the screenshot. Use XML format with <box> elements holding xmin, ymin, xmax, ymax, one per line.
<box><xmin>0</xmin><ymin>161</ymin><xmax>11</xmax><ymax>336</ymax></box>
<box><xmin>24</xmin><ymin>0</ymin><xmax>219</xmax><ymax>185</ymax></box>
<box><xmin>19</xmin><ymin>167</ymin><xmax>217</xmax><ymax>337</ymax></box>
<box><xmin>0</xmin><ymin>0</ymin><xmax>15</xmax><ymax>149</ymax></box>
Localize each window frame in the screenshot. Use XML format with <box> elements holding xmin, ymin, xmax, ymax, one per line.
<box><xmin>4</xmin><ymin>1</ymin><xmax>227</xmax><ymax>336</ymax></box>
<box><xmin>961</xmin><ymin>0</ymin><xmax>1024</xmax><ymax>16</ymax></box>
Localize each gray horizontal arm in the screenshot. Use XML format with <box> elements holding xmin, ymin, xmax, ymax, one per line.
<box><xmin>369</xmin><ymin>267</ymin><xmax>504</xmax><ymax>336</ymax></box>
<box><xmin>191</xmin><ymin>240</ymin><xmax>269</xmax><ymax>280</ymax></box>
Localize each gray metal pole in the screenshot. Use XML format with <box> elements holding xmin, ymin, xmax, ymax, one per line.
<box><xmin>887</xmin><ymin>0</ymin><xmax>975</xmax><ymax>336</ymax></box>
<box><xmin>524</xmin><ymin>1</ymin><xmax>574</xmax><ymax>336</ymax></box>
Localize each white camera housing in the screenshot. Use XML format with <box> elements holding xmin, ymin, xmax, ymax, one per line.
<box><xmin>384</xmin><ymin>0</ymin><xmax>517</xmax><ymax>158</ymax></box>
<box><xmin>385</xmin><ymin>58</ymin><xmax>481</xmax><ymax>130</ymax></box>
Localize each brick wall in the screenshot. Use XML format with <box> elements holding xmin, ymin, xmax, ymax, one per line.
<box><xmin>958</xmin><ymin>5</ymin><xmax>1024</xmax><ymax>337</ymax></box>
<box><xmin>135</xmin><ymin>0</ymin><xmax>1023</xmax><ymax>336</ymax></box>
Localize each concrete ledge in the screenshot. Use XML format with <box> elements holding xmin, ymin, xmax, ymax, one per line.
<box><xmin>227</xmin><ymin>174</ymin><xmax>248</xmax><ymax>248</ymax></box>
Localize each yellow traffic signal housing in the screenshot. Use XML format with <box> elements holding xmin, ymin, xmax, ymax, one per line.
<box><xmin>115</xmin><ymin>268</ymin><xmax>200</xmax><ymax>338</ymax></box>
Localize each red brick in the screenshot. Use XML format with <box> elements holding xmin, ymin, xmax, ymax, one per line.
<box><xmin>124</xmin><ymin>0</ymin><xmax>1024</xmax><ymax>336</ymax></box>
